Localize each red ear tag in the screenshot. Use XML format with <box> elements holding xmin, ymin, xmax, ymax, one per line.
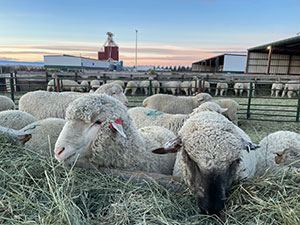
<box><xmin>115</xmin><ymin>119</ymin><xmax>122</xmax><ymax>125</ymax></box>
<box><xmin>109</xmin><ymin>119</ymin><xmax>127</xmax><ymax>138</ymax></box>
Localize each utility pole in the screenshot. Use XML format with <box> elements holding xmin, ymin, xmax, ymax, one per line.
<box><xmin>135</xmin><ymin>29</ymin><xmax>138</xmax><ymax>70</ymax></box>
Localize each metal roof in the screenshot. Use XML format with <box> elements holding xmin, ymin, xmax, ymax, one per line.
<box><xmin>192</xmin><ymin>53</ymin><xmax>246</xmax><ymax>64</ymax></box>
<box><xmin>248</xmin><ymin>36</ymin><xmax>300</xmax><ymax>53</ymax></box>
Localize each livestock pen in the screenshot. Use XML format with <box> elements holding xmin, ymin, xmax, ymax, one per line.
<box><xmin>1</xmin><ymin>72</ymin><xmax>300</xmax><ymax>224</ymax></box>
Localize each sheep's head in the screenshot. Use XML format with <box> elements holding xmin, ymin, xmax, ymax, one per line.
<box><xmin>54</xmin><ymin>94</ymin><xmax>129</xmax><ymax>165</ymax></box>
<box><xmin>274</xmin><ymin>147</ymin><xmax>300</xmax><ymax>167</ymax></box>
<box><xmin>195</xmin><ymin>93</ymin><xmax>212</xmax><ymax>105</ymax></box>
<box><xmin>192</xmin><ymin>102</ymin><xmax>227</xmax><ymax>115</ymax></box>
<box><xmin>95</xmin><ymin>83</ymin><xmax>128</xmax><ymax>106</ymax></box>
<box><xmin>153</xmin><ymin>118</ymin><xmax>258</xmax><ymax>215</ymax></box>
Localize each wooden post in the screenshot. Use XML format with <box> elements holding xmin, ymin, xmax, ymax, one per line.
<box><xmin>296</xmin><ymin>85</ymin><xmax>300</xmax><ymax>122</ymax></box>
<box><xmin>74</xmin><ymin>72</ymin><xmax>78</xmax><ymax>82</ymax></box>
<box><xmin>45</xmin><ymin>71</ymin><xmax>49</xmax><ymax>84</ymax></box>
<box><xmin>56</xmin><ymin>78</ymin><xmax>61</xmax><ymax>92</ymax></box>
<box><xmin>245</xmin><ymin>51</ymin><xmax>250</xmax><ymax>73</ymax></box>
<box><xmin>247</xmin><ymin>82</ymin><xmax>253</xmax><ymax>119</ymax></box>
<box><xmin>287</xmin><ymin>55</ymin><xmax>292</xmax><ymax>75</ymax></box>
<box><xmin>266</xmin><ymin>46</ymin><xmax>272</xmax><ymax>74</ymax></box>
<box><xmin>9</xmin><ymin>73</ymin><xmax>14</xmax><ymax>102</ymax></box>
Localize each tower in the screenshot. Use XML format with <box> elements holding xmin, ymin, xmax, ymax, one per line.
<box><xmin>98</xmin><ymin>32</ymin><xmax>119</xmax><ymax>61</ymax></box>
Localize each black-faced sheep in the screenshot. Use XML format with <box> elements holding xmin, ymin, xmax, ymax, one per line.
<box><xmin>54</xmin><ymin>94</ymin><xmax>176</xmax><ymax>175</ymax></box>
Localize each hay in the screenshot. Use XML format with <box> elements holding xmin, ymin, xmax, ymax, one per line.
<box><xmin>1</xmin><ymin>135</ymin><xmax>300</xmax><ymax>224</ymax></box>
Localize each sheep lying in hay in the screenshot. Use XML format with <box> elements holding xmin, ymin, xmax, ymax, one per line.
<box><xmin>54</xmin><ymin>94</ymin><xmax>177</xmax><ymax>175</ymax></box>
<box><xmin>152</xmin><ymin>110</ymin><xmax>258</xmax><ymax>214</ymax></box>
<box><xmin>0</xmin><ymin>125</ymin><xmax>32</xmax><ymax>146</ymax></box>
<box><xmin>128</xmin><ymin>102</ymin><xmax>228</xmax><ymax>135</ymax></box>
<box><xmin>19</xmin><ymin>84</ymin><xmax>128</xmax><ymax>120</ymax></box>
<box><xmin>0</xmin><ymin>110</ymin><xmax>37</xmax><ymax>130</ymax></box>
<box><xmin>47</xmin><ymin>79</ymin><xmax>84</xmax><ymax>92</ymax></box>
<box><xmin>0</xmin><ymin>95</ymin><xmax>15</xmax><ymax>112</ymax></box>
<box><xmin>256</xmin><ymin>131</ymin><xmax>300</xmax><ymax>175</ymax></box>
<box><xmin>274</xmin><ymin>147</ymin><xmax>300</xmax><ymax>168</ymax></box>
<box><xmin>142</xmin><ymin>93</ymin><xmax>212</xmax><ymax>114</ymax></box>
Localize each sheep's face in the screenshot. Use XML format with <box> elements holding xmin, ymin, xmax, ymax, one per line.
<box><xmin>96</xmin><ymin>84</ymin><xmax>128</xmax><ymax>106</ymax></box>
<box><xmin>54</xmin><ymin>94</ymin><xmax>129</xmax><ymax>165</ymax></box>
<box><xmin>182</xmin><ymin>149</ymin><xmax>240</xmax><ymax>215</ymax></box>
<box><xmin>195</xmin><ymin>93</ymin><xmax>212</xmax><ymax>105</ymax></box>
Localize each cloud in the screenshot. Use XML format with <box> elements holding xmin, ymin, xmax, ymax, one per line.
<box><xmin>209</xmin><ymin>51</ymin><xmax>247</xmax><ymax>54</ymax></box>
<box><xmin>0</xmin><ymin>56</ymin><xmax>18</xmax><ymax>60</ymax></box>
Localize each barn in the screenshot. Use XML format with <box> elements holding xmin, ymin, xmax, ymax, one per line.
<box><xmin>246</xmin><ymin>36</ymin><xmax>300</xmax><ymax>75</ymax></box>
<box><xmin>192</xmin><ymin>54</ymin><xmax>247</xmax><ymax>73</ymax></box>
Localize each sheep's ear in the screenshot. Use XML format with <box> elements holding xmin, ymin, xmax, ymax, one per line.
<box><xmin>273</xmin><ymin>151</ymin><xmax>283</xmax><ymax>156</ymax></box>
<box><xmin>19</xmin><ymin>134</ymin><xmax>32</xmax><ymax>146</ymax></box>
<box><xmin>242</xmin><ymin>139</ymin><xmax>259</xmax><ymax>153</ymax></box>
<box><xmin>274</xmin><ymin>155</ymin><xmax>283</xmax><ymax>164</ymax></box>
<box><xmin>219</xmin><ymin>107</ymin><xmax>228</xmax><ymax>113</ymax></box>
<box><xmin>110</xmin><ymin>119</ymin><xmax>127</xmax><ymax>138</ymax></box>
<box><xmin>152</xmin><ymin>137</ymin><xmax>182</xmax><ymax>154</ymax></box>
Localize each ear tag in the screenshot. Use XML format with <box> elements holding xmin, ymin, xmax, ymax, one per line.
<box><xmin>110</xmin><ymin>119</ymin><xmax>127</xmax><ymax>138</ymax></box>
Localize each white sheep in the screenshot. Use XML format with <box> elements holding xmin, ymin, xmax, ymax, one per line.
<box><xmin>271</xmin><ymin>82</ymin><xmax>284</xmax><ymax>97</ymax></box>
<box><xmin>19</xmin><ymin>84</ymin><xmax>128</xmax><ymax>120</ymax></box>
<box><xmin>142</xmin><ymin>93</ymin><xmax>213</xmax><ymax>114</ymax></box>
<box><xmin>215</xmin><ymin>82</ymin><xmax>228</xmax><ymax>96</ymax></box>
<box><xmin>244</xmin><ymin>83</ymin><xmax>256</xmax><ymax>97</ymax></box>
<box><xmin>200</xmin><ymin>80</ymin><xmax>211</xmax><ymax>93</ymax></box>
<box><xmin>107</xmin><ymin>80</ymin><xmax>125</xmax><ymax>89</ymax></box>
<box><xmin>0</xmin><ymin>96</ymin><xmax>15</xmax><ymax>111</ymax></box>
<box><xmin>21</xmin><ymin>118</ymin><xmax>66</xmax><ymax>156</ymax></box>
<box><xmin>54</xmin><ymin>94</ymin><xmax>176</xmax><ymax>175</ymax></box>
<box><xmin>128</xmin><ymin>101</ymin><xmax>228</xmax><ymax>135</ymax></box>
<box><xmin>233</xmin><ymin>83</ymin><xmax>244</xmax><ymax>96</ymax></box>
<box><xmin>124</xmin><ymin>81</ymin><xmax>140</xmax><ymax>95</ymax></box>
<box><xmin>90</xmin><ymin>80</ymin><xmax>101</xmax><ymax>90</ymax></box>
<box><xmin>0</xmin><ymin>110</ymin><xmax>37</xmax><ymax>130</ymax></box>
<box><xmin>256</xmin><ymin>131</ymin><xmax>300</xmax><ymax>175</ymax></box>
<box><xmin>180</xmin><ymin>81</ymin><xmax>192</xmax><ymax>96</ymax></box>
<box><xmin>47</xmin><ymin>79</ymin><xmax>84</xmax><ymax>92</ymax></box>
<box><xmin>214</xmin><ymin>99</ymin><xmax>239</xmax><ymax>125</ymax></box>
<box><xmin>281</xmin><ymin>81</ymin><xmax>300</xmax><ymax>98</ymax></box>
<box><xmin>139</xmin><ymin>77</ymin><xmax>160</xmax><ymax>95</ymax></box>
<box><xmin>152</xmin><ymin>109</ymin><xmax>257</xmax><ymax>214</ymax></box>
<box><xmin>162</xmin><ymin>81</ymin><xmax>180</xmax><ymax>95</ymax></box>
<box><xmin>80</xmin><ymin>80</ymin><xmax>90</xmax><ymax>92</ymax></box>
<box><xmin>95</xmin><ymin>83</ymin><xmax>128</xmax><ymax>105</ymax></box>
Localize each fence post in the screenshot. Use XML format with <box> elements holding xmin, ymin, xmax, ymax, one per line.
<box><xmin>149</xmin><ymin>79</ymin><xmax>153</xmax><ymax>95</ymax></box>
<box><xmin>296</xmin><ymin>85</ymin><xmax>300</xmax><ymax>122</ymax></box>
<box><xmin>9</xmin><ymin>73</ymin><xmax>14</xmax><ymax>102</ymax></box>
<box><xmin>56</xmin><ymin>78</ymin><xmax>61</xmax><ymax>92</ymax></box>
<box><xmin>45</xmin><ymin>71</ymin><xmax>49</xmax><ymax>84</ymax></box>
<box><xmin>53</xmin><ymin>78</ymin><xmax>56</xmax><ymax>92</ymax></box>
<box><xmin>247</xmin><ymin>82</ymin><xmax>253</xmax><ymax>119</ymax></box>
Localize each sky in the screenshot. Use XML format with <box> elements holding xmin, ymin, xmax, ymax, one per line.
<box><xmin>0</xmin><ymin>0</ymin><xmax>299</xmax><ymax>67</ymax></box>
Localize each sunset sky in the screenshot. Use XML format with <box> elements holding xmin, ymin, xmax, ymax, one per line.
<box><xmin>0</xmin><ymin>0</ymin><xmax>299</xmax><ymax>66</ymax></box>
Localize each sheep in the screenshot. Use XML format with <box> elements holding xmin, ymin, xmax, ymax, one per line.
<box><xmin>21</xmin><ymin>118</ymin><xmax>66</xmax><ymax>156</ymax></box>
<box><xmin>53</xmin><ymin>94</ymin><xmax>176</xmax><ymax>175</ymax></box>
<box><xmin>256</xmin><ymin>131</ymin><xmax>300</xmax><ymax>175</ymax></box>
<box><xmin>200</xmin><ymin>80</ymin><xmax>211</xmax><ymax>93</ymax></box>
<box><xmin>142</xmin><ymin>93</ymin><xmax>213</xmax><ymax>114</ymax></box>
<box><xmin>19</xmin><ymin>84</ymin><xmax>128</xmax><ymax>120</ymax></box>
<box><xmin>274</xmin><ymin>147</ymin><xmax>300</xmax><ymax>168</ymax></box>
<box><xmin>180</xmin><ymin>81</ymin><xmax>192</xmax><ymax>96</ymax></box>
<box><xmin>90</xmin><ymin>80</ymin><xmax>101</xmax><ymax>91</ymax></box>
<box><xmin>191</xmin><ymin>77</ymin><xmax>210</xmax><ymax>93</ymax></box>
<box><xmin>107</xmin><ymin>80</ymin><xmax>125</xmax><ymax>89</ymax></box>
<box><xmin>128</xmin><ymin>101</ymin><xmax>228</xmax><ymax>135</ymax></box>
<box><xmin>281</xmin><ymin>81</ymin><xmax>300</xmax><ymax>98</ymax></box>
<box><xmin>244</xmin><ymin>83</ymin><xmax>256</xmax><ymax>97</ymax></box>
<box><xmin>152</xmin><ymin>109</ymin><xmax>258</xmax><ymax>214</ymax></box>
<box><xmin>0</xmin><ymin>96</ymin><xmax>15</xmax><ymax>112</ymax></box>
<box><xmin>139</xmin><ymin>77</ymin><xmax>160</xmax><ymax>95</ymax></box>
<box><xmin>0</xmin><ymin>110</ymin><xmax>37</xmax><ymax>130</ymax></box>
<box><xmin>95</xmin><ymin>83</ymin><xmax>128</xmax><ymax>106</ymax></box>
<box><xmin>215</xmin><ymin>82</ymin><xmax>228</xmax><ymax>96</ymax></box>
<box><xmin>233</xmin><ymin>83</ymin><xmax>244</xmax><ymax>96</ymax></box>
<box><xmin>0</xmin><ymin>125</ymin><xmax>32</xmax><ymax>147</ymax></box>
<box><xmin>271</xmin><ymin>82</ymin><xmax>284</xmax><ymax>97</ymax></box>
<box><xmin>214</xmin><ymin>99</ymin><xmax>239</xmax><ymax>125</ymax></box>
<box><xmin>80</xmin><ymin>80</ymin><xmax>90</xmax><ymax>92</ymax></box>
<box><xmin>124</xmin><ymin>81</ymin><xmax>140</xmax><ymax>95</ymax></box>
<box><xmin>162</xmin><ymin>81</ymin><xmax>180</xmax><ymax>95</ymax></box>
<box><xmin>47</xmin><ymin>79</ymin><xmax>84</xmax><ymax>92</ymax></box>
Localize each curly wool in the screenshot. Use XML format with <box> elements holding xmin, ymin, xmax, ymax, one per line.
<box><xmin>0</xmin><ymin>110</ymin><xmax>37</xmax><ymax>130</ymax></box>
<box><xmin>257</xmin><ymin>131</ymin><xmax>300</xmax><ymax>175</ymax></box>
<box><xmin>62</xmin><ymin>94</ymin><xmax>176</xmax><ymax>174</ymax></box>
<box><xmin>173</xmin><ymin>111</ymin><xmax>256</xmax><ymax>180</ymax></box>
<box><xmin>0</xmin><ymin>96</ymin><xmax>15</xmax><ymax>112</ymax></box>
<box><xmin>143</xmin><ymin>93</ymin><xmax>212</xmax><ymax>114</ymax></box>
<box><xmin>21</xmin><ymin>118</ymin><xmax>66</xmax><ymax>156</ymax></box>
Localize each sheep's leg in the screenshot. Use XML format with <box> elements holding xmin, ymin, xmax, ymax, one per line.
<box><xmin>215</xmin><ymin>88</ymin><xmax>219</xmax><ymax>96</ymax></box>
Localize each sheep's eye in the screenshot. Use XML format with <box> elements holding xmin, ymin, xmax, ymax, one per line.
<box><xmin>112</xmin><ymin>92</ymin><xmax>116</xmax><ymax>95</ymax></box>
<box><xmin>94</xmin><ymin>120</ymin><xmax>102</xmax><ymax>125</ymax></box>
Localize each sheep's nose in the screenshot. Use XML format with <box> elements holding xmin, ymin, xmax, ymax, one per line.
<box><xmin>54</xmin><ymin>147</ymin><xmax>65</xmax><ymax>157</ymax></box>
<box><xmin>124</xmin><ymin>100</ymin><xmax>129</xmax><ymax>106</ymax></box>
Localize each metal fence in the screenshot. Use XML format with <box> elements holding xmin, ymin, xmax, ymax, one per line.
<box><xmin>1</xmin><ymin>72</ymin><xmax>300</xmax><ymax>122</ymax></box>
